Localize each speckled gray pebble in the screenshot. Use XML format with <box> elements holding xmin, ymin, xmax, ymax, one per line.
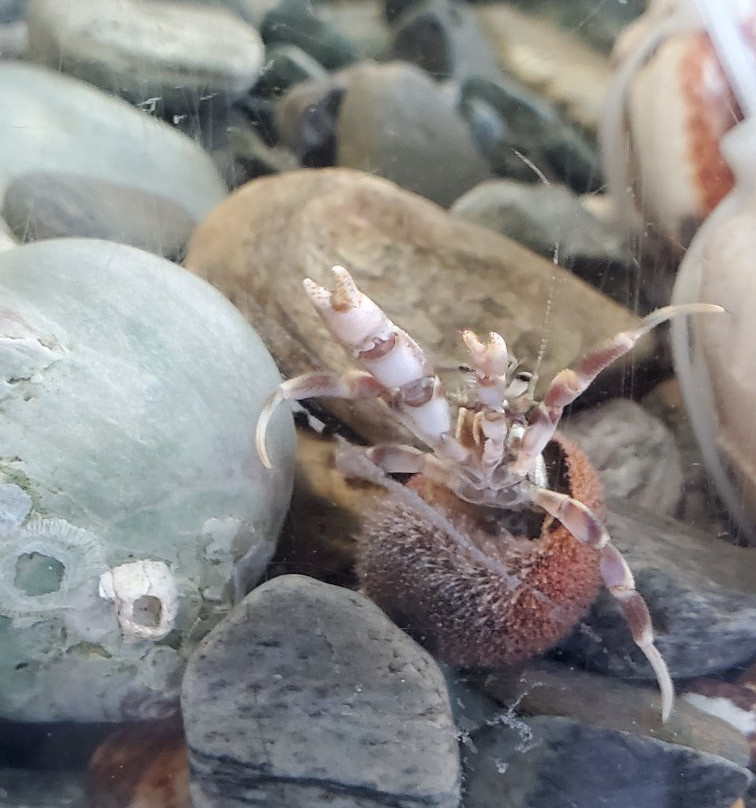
<box><xmin>26</xmin><ymin>0</ymin><xmax>265</xmax><ymax>110</ymax></box>
<box><xmin>336</xmin><ymin>61</ymin><xmax>490</xmax><ymax>206</ymax></box>
<box><xmin>560</xmin><ymin>501</ymin><xmax>756</xmax><ymax>680</ymax></box>
<box><xmin>463</xmin><ymin>716</ymin><xmax>751</xmax><ymax>808</ymax></box>
<box><xmin>3</xmin><ymin>172</ymin><xmax>196</xmax><ymax>261</ymax></box>
<box><xmin>0</xmin><ymin>62</ymin><xmax>227</xmax><ymax>222</ymax></box>
<box><xmin>560</xmin><ymin>398</ymin><xmax>683</xmax><ymax>515</ymax></box>
<box><xmin>182</xmin><ymin>574</ymin><xmax>461</xmax><ymax>808</ymax></box>
<box><xmin>0</xmin><ymin>239</ymin><xmax>295</xmax><ymax>722</ymax></box>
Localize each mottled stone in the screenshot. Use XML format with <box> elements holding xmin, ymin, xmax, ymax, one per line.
<box><xmin>479</xmin><ymin>659</ymin><xmax>752</xmax><ymax>769</ymax></box>
<box><xmin>459</xmin><ymin>75</ymin><xmax>603</xmax><ymax>194</ymax></box>
<box><xmin>226</xmin><ymin>124</ymin><xmax>300</xmax><ymax>185</ymax></box>
<box><xmin>0</xmin><ymin>62</ymin><xmax>226</xmax><ymax>222</ymax></box>
<box><xmin>88</xmin><ymin>720</ymin><xmax>190</xmax><ymax>808</ymax></box>
<box><xmin>390</xmin><ymin>0</ymin><xmax>500</xmax><ymax>81</ymax></box>
<box><xmin>254</xmin><ymin>44</ymin><xmax>327</xmax><ymax>98</ymax></box>
<box><xmin>317</xmin><ymin>0</ymin><xmax>390</xmax><ymax>61</ymax></box>
<box><xmin>463</xmin><ymin>716</ymin><xmax>751</xmax><ymax>808</ymax></box>
<box><xmin>561</xmin><ymin>398</ymin><xmax>684</xmax><ymax>515</ymax></box>
<box><xmin>182</xmin><ymin>575</ymin><xmax>460</xmax><ymax>808</ymax></box>
<box><xmin>560</xmin><ymin>501</ymin><xmax>756</xmax><ymax>680</ymax></box>
<box><xmin>26</xmin><ymin>0</ymin><xmax>265</xmax><ymax>110</ymax></box>
<box><xmin>504</xmin><ymin>0</ymin><xmax>646</xmax><ymax>53</ymax></box>
<box><xmin>451</xmin><ymin>180</ymin><xmax>639</xmax><ymax>304</ymax></box>
<box><xmin>274</xmin><ymin>70</ymin><xmax>350</xmax><ymax>164</ymax></box>
<box><xmin>184</xmin><ymin>168</ymin><xmax>656</xmax><ymax>447</ymax></box>
<box><xmin>0</xmin><ymin>769</ymin><xmax>86</xmax><ymax>807</ymax></box>
<box><xmin>474</xmin><ymin>3</ymin><xmax>611</xmax><ymax>131</ymax></box>
<box><xmin>0</xmin><ymin>239</ymin><xmax>295</xmax><ymax>722</ymax></box>
<box><xmin>273</xmin><ymin>428</ymin><xmax>386</xmax><ymax>581</ymax></box>
<box><xmin>261</xmin><ymin>0</ymin><xmax>357</xmax><ymax>69</ymax></box>
<box><xmin>2</xmin><ymin>172</ymin><xmax>196</xmax><ymax>261</ymax></box>
<box><xmin>643</xmin><ymin>379</ymin><xmax>730</xmax><ymax>534</ymax></box>
<box><xmin>336</xmin><ymin>62</ymin><xmax>491</xmax><ymax>206</ymax></box>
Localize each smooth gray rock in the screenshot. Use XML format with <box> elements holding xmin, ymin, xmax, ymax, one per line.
<box><xmin>391</xmin><ymin>0</ymin><xmax>500</xmax><ymax>81</ymax></box>
<box><xmin>274</xmin><ymin>70</ymin><xmax>350</xmax><ymax>165</ymax></box>
<box><xmin>337</xmin><ymin>62</ymin><xmax>490</xmax><ymax>207</ymax></box>
<box><xmin>254</xmin><ymin>44</ymin><xmax>327</xmax><ymax>97</ymax></box>
<box><xmin>261</xmin><ymin>0</ymin><xmax>357</xmax><ymax>70</ymax></box>
<box><xmin>0</xmin><ymin>239</ymin><xmax>295</xmax><ymax>722</ymax></box>
<box><xmin>0</xmin><ymin>769</ymin><xmax>86</xmax><ymax>807</ymax></box>
<box><xmin>459</xmin><ymin>75</ymin><xmax>603</xmax><ymax>194</ymax></box>
<box><xmin>182</xmin><ymin>575</ymin><xmax>461</xmax><ymax>808</ymax></box>
<box><xmin>462</xmin><ymin>716</ymin><xmax>751</xmax><ymax>808</ymax></box>
<box><xmin>26</xmin><ymin>0</ymin><xmax>265</xmax><ymax>110</ymax></box>
<box><xmin>479</xmin><ymin>659</ymin><xmax>752</xmax><ymax>769</ymax></box>
<box><xmin>0</xmin><ymin>62</ymin><xmax>226</xmax><ymax>222</ymax></box>
<box><xmin>451</xmin><ymin>179</ymin><xmax>639</xmax><ymax>303</ymax></box>
<box><xmin>559</xmin><ymin>501</ymin><xmax>756</xmax><ymax>680</ymax></box>
<box><xmin>3</xmin><ymin>171</ymin><xmax>196</xmax><ymax>261</ymax></box>
<box><xmin>561</xmin><ymin>398</ymin><xmax>684</xmax><ymax>515</ymax></box>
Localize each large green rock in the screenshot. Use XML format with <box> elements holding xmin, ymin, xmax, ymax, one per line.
<box><xmin>0</xmin><ymin>239</ymin><xmax>295</xmax><ymax>722</ymax></box>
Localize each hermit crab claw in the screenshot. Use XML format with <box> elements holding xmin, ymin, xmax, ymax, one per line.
<box><xmin>461</xmin><ymin>329</ymin><xmax>509</xmax><ymax>377</ymax></box>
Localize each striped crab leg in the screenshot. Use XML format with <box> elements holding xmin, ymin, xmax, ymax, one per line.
<box><xmin>512</xmin><ymin>303</ymin><xmax>725</xmax><ymax>476</ymax></box>
<box><xmin>256</xmin><ymin>266</ymin><xmax>464</xmax><ymax>468</ymax></box>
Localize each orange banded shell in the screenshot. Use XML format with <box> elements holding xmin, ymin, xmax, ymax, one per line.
<box><xmin>357</xmin><ymin>432</ymin><xmax>604</xmax><ymax>668</ymax></box>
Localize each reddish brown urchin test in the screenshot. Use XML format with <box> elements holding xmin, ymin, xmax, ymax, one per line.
<box><xmin>356</xmin><ymin>432</ymin><xmax>604</xmax><ymax>668</ymax></box>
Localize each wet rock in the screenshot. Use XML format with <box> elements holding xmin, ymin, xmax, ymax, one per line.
<box><xmin>559</xmin><ymin>501</ymin><xmax>756</xmax><ymax>681</ymax></box>
<box><xmin>459</xmin><ymin>75</ymin><xmax>603</xmax><ymax>194</ymax></box>
<box><xmin>185</xmin><ymin>168</ymin><xmax>653</xmax><ymax>446</ymax></box>
<box><xmin>254</xmin><ymin>44</ymin><xmax>327</xmax><ymax>98</ymax></box>
<box><xmin>182</xmin><ymin>574</ymin><xmax>461</xmax><ymax>808</ymax></box>
<box><xmin>0</xmin><ymin>239</ymin><xmax>295</xmax><ymax>722</ymax></box>
<box><xmin>88</xmin><ymin>720</ymin><xmax>190</xmax><ymax>808</ymax></box>
<box><xmin>503</xmin><ymin>0</ymin><xmax>646</xmax><ymax>53</ymax></box>
<box><xmin>226</xmin><ymin>123</ymin><xmax>300</xmax><ymax>184</ymax></box>
<box><xmin>451</xmin><ymin>180</ymin><xmax>639</xmax><ymax>304</ymax></box>
<box><xmin>390</xmin><ymin>0</ymin><xmax>500</xmax><ymax>81</ymax></box>
<box><xmin>272</xmin><ymin>428</ymin><xmax>387</xmax><ymax>582</ymax></box>
<box><xmin>261</xmin><ymin>0</ymin><xmax>357</xmax><ymax>70</ymax></box>
<box><xmin>26</xmin><ymin>0</ymin><xmax>265</xmax><ymax>111</ymax></box>
<box><xmin>0</xmin><ymin>769</ymin><xmax>86</xmax><ymax>807</ymax></box>
<box><xmin>560</xmin><ymin>398</ymin><xmax>684</xmax><ymax>516</ymax></box>
<box><xmin>0</xmin><ymin>17</ymin><xmax>25</xmax><ymax>58</ymax></box>
<box><xmin>2</xmin><ymin>172</ymin><xmax>196</xmax><ymax>261</ymax></box>
<box><xmin>0</xmin><ymin>62</ymin><xmax>226</xmax><ymax>222</ymax></box>
<box><xmin>274</xmin><ymin>70</ymin><xmax>350</xmax><ymax>164</ymax></box>
<box><xmin>642</xmin><ymin>379</ymin><xmax>730</xmax><ymax>534</ymax></box>
<box><xmin>463</xmin><ymin>715</ymin><xmax>751</xmax><ymax>808</ymax></box>
<box><xmin>0</xmin><ymin>217</ymin><xmax>16</xmax><ymax>253</ymax></box>
<box><xmin>474</xmin><ymin>3</ymin><xmax>610</xmax><ymax>132</ymax></box>
<box><xmin>479</xmin><ymin>659</ymin><xmax>752</xmax><ymax>769</ymax></box>
<box><xmin>317</xmin><ymin>0</ymin><xmax>390</xmax><ymax>62</ymax></box>
<box><xmin>336</xmin><ymin>62</ymin><xmax>490</xmax><ymax>206</ymax></box>
<box><xmin>683</xmin><ymin>678</ymin><xmax>756</xmax><ymax>768</ymax></box>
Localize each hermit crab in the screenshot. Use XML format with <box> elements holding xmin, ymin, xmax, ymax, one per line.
<box><xmin>256</xmin><ymin>266</ymin><xmax>721</xmax><ymax>722</ymax></box>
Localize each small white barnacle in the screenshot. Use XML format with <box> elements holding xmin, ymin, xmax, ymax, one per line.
<box><xmin>98</xmin><ymin>559</ymin><xmax>179</xmax><ymax>641</ymax></box>
<box><xmin>0</xmin><ymin>516</ymin><xmax>107</xmax><ymax>623</ymax></box>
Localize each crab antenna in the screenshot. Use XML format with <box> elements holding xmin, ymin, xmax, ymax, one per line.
<box><xmin>513</xmin><ymin>302</ymin><xmax>725</xmax><ymax>476</ymax></box>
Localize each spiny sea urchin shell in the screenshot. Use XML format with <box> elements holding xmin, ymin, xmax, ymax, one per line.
<box><xmin>356</xmin><ymin>433</ymin><xmax>604</xmax><ymax>668</ymax></box>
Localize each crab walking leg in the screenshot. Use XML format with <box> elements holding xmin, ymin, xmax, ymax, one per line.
<box><xmin>335</xmin><ymin>443</ymin><xmax>465</xmax><ymax>491</ymax></box>
<box><xmin>255</xmin><ymin>370</ymin><xmax>384</xmax><ymax>469</ymax></box>
<box><xmin>599</xmin><ymin>542</ymin><xmax>674</xmax><ymax>723</ymax></box>
<box><xmin>304</xmin><ymin>267</ymin><xmax>453</xmax><ymax>448</ymax></box>
<box><xmin>513</xmin><ymin>303</ymin><xmax>725</xmax><ymax>475</ymax></box>
<box><xmin>530</xmin><ymin>484</ymin><xmax>673</xmax><ymax>722</ymax></box>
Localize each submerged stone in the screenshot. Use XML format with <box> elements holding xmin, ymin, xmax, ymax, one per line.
<box><xmin>0</xmin><ymin>239</ymin><xmax>295</xmax><ymax>722</ymax></box>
